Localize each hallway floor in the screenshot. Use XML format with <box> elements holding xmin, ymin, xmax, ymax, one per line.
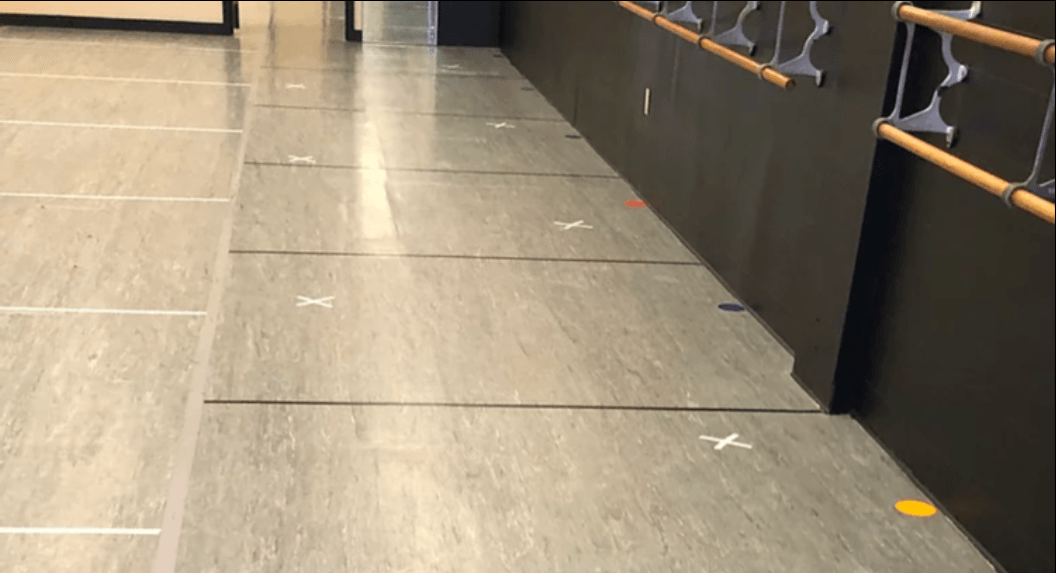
<box><xmin>0</xmin><ymin>3</ymin><xmax>996</xmax><ymax>572</ymax></box>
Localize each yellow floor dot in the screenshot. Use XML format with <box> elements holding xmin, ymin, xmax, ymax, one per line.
<box><xmin>896</xmin><ymin>499</ymin><xmax>937</xmax><ymax>517</ymax></box>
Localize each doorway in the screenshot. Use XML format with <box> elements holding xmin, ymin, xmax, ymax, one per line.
<box><xmin>362</xmin><ymin>1</ymin><xmax>438</xmax><ymax>45</ymax></box>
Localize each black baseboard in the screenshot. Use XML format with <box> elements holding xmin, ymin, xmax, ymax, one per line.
<box><xmin>0</xmin><ymin>1</ymin><xmax>236</xmax><ymax>36</ymax></box>
<box><xmin>344</xmin><ymin>1</ymin><xmax>361</xmax><ymax>42</ymax></box>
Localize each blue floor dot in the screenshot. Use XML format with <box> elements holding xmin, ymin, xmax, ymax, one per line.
<box><xmin>718</xmin><ymin>303</ymin><xmax>746</xmax><ymax>312</ymax></box>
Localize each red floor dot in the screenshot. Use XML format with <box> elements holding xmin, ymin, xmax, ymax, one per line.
<box><xmin>626</xmin><ymin>199</ymin><xmax>647</xmax><ymax>208</ymax></box>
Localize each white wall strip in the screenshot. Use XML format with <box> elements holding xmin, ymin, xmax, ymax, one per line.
<box><xmin>0</xmin><ymin>192</ymin><xmax>229</xmax><ymax>203</ymax></box>
<box><xmin>0</xmin><ymin>119</ymin><xmax>242</xmax><ymax>134</ymax></box>
<box><xmin>0</xmin><ymin>72</ymin><xmax>250</xmax><ymax>87</ymax></box>
<box><xmin>0</xmin><ymin>527</ymin><xmax>161</xmax><ymax>535</ymax></box>
<box><xmin>0</xmin><ymin>306</ymin><xmax>206</xmax><ymax>317</ymax></box>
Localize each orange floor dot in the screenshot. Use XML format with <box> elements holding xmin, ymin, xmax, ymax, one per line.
<box><xmin>895</xmin><ymin>499</ymin><xmax>937</xmax><ymax>517</ymax></box>
<box><xmin>625</xmin><ymin>199</ymin><xmax>647</xmax><ymax>208</ymax></box>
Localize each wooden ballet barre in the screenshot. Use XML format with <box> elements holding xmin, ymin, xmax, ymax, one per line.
<box><xmin>616</xmin><ymin>1</ymin><xmax>796</xmax><ymax>91</ymax></box>
<box><xmin>874</xmin><ymin>121</ymin><xmax>1056</xmax><ymax>225</ymax></box>
<box><xmin>894</xmin><ymin>2</ymin><xmax>1055</xmax><ymax>64</ymax></box>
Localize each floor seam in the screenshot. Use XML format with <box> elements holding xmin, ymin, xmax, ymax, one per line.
<box><xmin>252</xmin><ymin>104</ymin><xmax>565</xmax><ymax>121</ymax></box>
<box><xmin>201</xmin><ymin>399</ymin><xmax>825</xmax><ymax>414</ymax></box>
<box><xmin>226</xmin><ymin>249</ymin><xmax>703</xmax><ymax>266</ymax></box>
<box><xmin>261</xmin><ymin>66</ymin><xmax>521</xmax><ymax>78</ymax></box>
<box><xmin>241</xmin><ymin>161</ymin><xmax>621</xmax><ymax>178</ymax></box>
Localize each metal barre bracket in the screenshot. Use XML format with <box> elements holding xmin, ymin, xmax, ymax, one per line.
<box><xmin>1000</xmin><ymin>182</ymin><xmax>1023</xmax><ymax>208</ymax></box>
<box><xmin>1037</xmin><ymin>39</ymin><xmax>1056</xmax><ymax>66</ymax></box>
<box><xmin>707</xmin><ymin>1</ymin><xmax>759</xmax><ymax>56</ymax></box>
<box><xmin>1007</xmin><ymin>68</ymin><xmax>1056</xmax><ymax>204</ymax></box>
<box><xmin>757</xmin><ymin>63</ymin><xmax>773</xmax><ymax>81</ymax></box>
<box><xmin>871</xmin><ymin>118</ymin><xmax>887</xmax><ymax>139</ymax></box>
<box><xmin>884</xmin><ymin>1</ymin><xmax>982</xmax><ymax>148</ymax></box>
<box><xmin>767</xmin><ymin>1</ymin><xmax>832</xmax><ymax>87</ymax></box>
<box><xmin>638</xmin><ymin>1</ymin><xmax>664</xmax><ymax>24</ymax></box>
<box><xmin>891</xmin><ymin>0</ymin><xmax>912</xmax><ymax>22</ymax></box>
<box><xmin>662</xmin><ymin>1</ymin><xmax>703</xmax><ymax>31</ymax></box>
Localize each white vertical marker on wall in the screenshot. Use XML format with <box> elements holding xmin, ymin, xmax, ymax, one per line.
<box><xmin>644</xmin><ymin>87</ymin><xmax>651</xmax><ymax>116</ymax></box>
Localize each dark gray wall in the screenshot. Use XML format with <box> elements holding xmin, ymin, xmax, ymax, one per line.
<box><xmin>501</xmin><ymin>2</ymin><xmax>1054</xmax><ymax>572</ymax></box>
<box><xmin>502</xmin><ymin>1</ymin><xmax>896</xmax><ymax>406</ymax></box>
<box><xmin>438</xmin><ymin>1</ymin><xmax>502</xmax><ymax>47</ymax></box>
<box><xmin>837</xmin><ymin>3</ymin><xmax>1055</xmax><ymax>573</ymax></box>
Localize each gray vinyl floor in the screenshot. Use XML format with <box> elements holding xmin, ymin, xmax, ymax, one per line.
<box><xmin>0</xmin><ymin>3</ymin><xmax>996</xmax><ymax>573</ymax></box>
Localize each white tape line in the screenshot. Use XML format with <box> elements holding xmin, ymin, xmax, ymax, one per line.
<box><xmin>0</xmin><ymin>72</ymin><xmax>250</xmax><ymax>87</ymax></box>
<box><xmin>296</xmin><ymin>295</ymin><xmax>334</xmax><ymax>308</ymax></box>
<box><xmin>0</xmin><ymin>192</ymin><xmax>228</xmax><ymax>203</ymax></box>
<box><xmin>0</xmin><ymin>527</ymin><xmax>160</xmax><ymax>535</ymax></box>
<box><xmin>0</xmin><ymin>119</ymin><xmax>241</xmax><ymax>134</ymax></box>
<box><xmin>699</xmin><ymin>433</ymin><xmax>753</xmax><ymax>450</ymax></box>
<box><xmin>0</xmin><ymin>306</ymin><xmax>205</xmax><ymax>317</ymax></box>
<box><xmin>553</xmin><ymin>220</ymin><xmax>593</xmax><ymax>231</ymax></box>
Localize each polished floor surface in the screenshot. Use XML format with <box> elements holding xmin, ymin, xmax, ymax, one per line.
<box><xmin>0</xmin><ymin>2</ymin><xmax>997</xmax><ymax>572</ymax></box>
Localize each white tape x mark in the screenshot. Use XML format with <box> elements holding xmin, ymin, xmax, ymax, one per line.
<box><xmin>296</xmin><ymin>296</ymin><xmax>334</xmax><ymax>308</ymax></box>
<box><xmin>285</xmin><ymin>83</ymin><xmax>307</xmax><ymax>89</ymax></box>
<box><xmin>486</xmin><ymin>122</ymin><xmax>514</xmax><ymax>129</ymax></box>
<box><xmin>699</xmin><ymin>433</ymin><xmax>752</xmax><ymax>450</ymax></box>
<box><xmin>553</xmin><ymin>220</ymin><xmax>593</xmax><ymax>231</ymax></box>
<box><xmin>288</xmin><ymin>155</ymin><xmax>316</xmax><ymax>164</ymax></box>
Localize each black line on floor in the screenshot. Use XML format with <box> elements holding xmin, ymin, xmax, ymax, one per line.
<box><xmin>262</xmin><ymin>66</ymin><xmax>521</xmax><ymax>79</ymax></box>
<box><xmin>227</xmin><ymin>249</ymin><xmax>704</xmax><ymax>266</ymax></box>
<box><xmin>253</xmin><ymin>104</ymin><xmax>565</xmax><ymax>122</ymax></box>
<box><xmin>242</xmin><ymin>161</ymin><xmax>622</xmax><ymax>179</ymax></box>
<box><xmin>203</xmin><ymin>399</ymin><xmax>825</xmax><ymax>414</ymax></box>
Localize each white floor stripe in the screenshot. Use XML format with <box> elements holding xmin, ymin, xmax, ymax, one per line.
<box><xmin>0</xmin><ymin>37</ymin><xmax>255</xmax><ymax>53</ymax></box>
<box><xmin>0</xmin><ymin>119</ymin><xmax>242</xmax><ymax>134</ymax></box>
<box><xmin>0</xmin><ymin>306</ymin><xmax>206</xmax><ymax>317</ymax></box>
<box><xmin>0</xmin><ymin>527</ymin><xmax>160</xmax><ymax>536</ymax></box>
<box><xmin>0</xmin><ymin>72</ymin><xmax>250</xmax><ymax>87</ymax></box>
<box><xmin>0</xmin><ymin>192</ymin><xmax>229</xmax><ymax>203</ymax></box>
